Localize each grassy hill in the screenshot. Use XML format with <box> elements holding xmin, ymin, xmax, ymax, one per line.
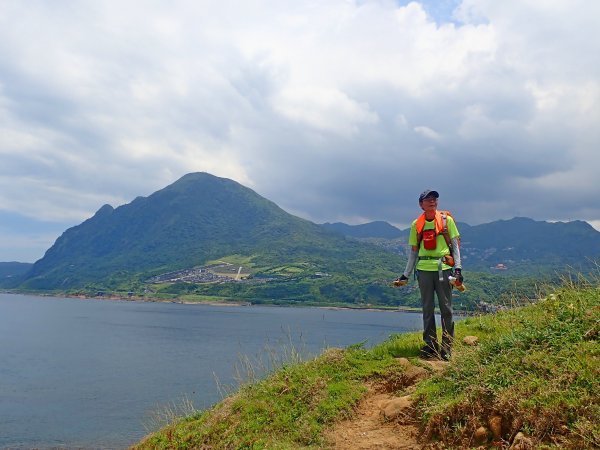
<box><xmin>132</xmin><ymin>277</ymin><xmax>599</xmax><ymax>449</ymax></box>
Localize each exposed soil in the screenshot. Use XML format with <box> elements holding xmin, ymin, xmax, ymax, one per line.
<box><xmin>324</xmin><ymin>359</ymin><xmax>448</xmax><ymax>450</ymax></box>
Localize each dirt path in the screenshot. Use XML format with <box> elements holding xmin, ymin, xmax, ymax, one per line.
<box><xmin>324</xmin><ymin>359</ymin><xmax>447</xmax><ymax>450</ymax></box>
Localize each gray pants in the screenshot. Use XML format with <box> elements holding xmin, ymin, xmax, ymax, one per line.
<box><xmin>417</xmin><ymin>269</ymin><xmax>454</xmax><ymax>354</ymax></box>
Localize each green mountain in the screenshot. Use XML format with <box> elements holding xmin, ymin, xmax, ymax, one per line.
<box><xmin>457</xmin><ymin>217</ymin><xmax>600</xmax><ymax>272</ymax></box>
<box><xmin>18</xmin><ymin>173</ymin><xmax>406</xmax><ymax>306</ymax></box>
<box><xmin>328</xmin><ymin>217</ymin><xmax>600</xmax><ymax>274</ymax></box>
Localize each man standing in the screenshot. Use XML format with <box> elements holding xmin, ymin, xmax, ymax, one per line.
<box><xmin>394</xmin><ymin>190</ymin><xmax>462</xmax><ymax>360</ymax></box>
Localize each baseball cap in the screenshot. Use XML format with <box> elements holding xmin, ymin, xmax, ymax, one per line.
<box><xmin>418</xmin><ymin>190</ymin><xmax>439</xmax><ymax>202</ymax></box>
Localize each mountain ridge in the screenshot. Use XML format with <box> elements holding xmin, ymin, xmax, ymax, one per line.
<box><xmin>321</xmin><ymin>221</ymin><xmax>402</xmax><ymax>239</ymax></box>
<box><xmin>22</xmin><ymin>173</ymin><xmax>321</xmax><ymax>283</ymax></box>
<box><xmin>326</xmin><ymin>217</ymin><xmax>600</xmax><ymax>272</ymax></box>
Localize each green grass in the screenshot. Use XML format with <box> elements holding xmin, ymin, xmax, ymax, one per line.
<box><xmin>133</xmin><ymin>278</ymin><xmax>600</xmax><ymax>449</ymax></box>
<box><xmin>206</xmin><ymin>255</ymin><xmax>257</xmax><ymax>268</ymax></box>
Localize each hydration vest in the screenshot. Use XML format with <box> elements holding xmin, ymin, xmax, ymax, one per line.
<box><xmin>415</xmin><ymin>210</ymin><xmax>457</xmax><ymax>251</ymax></box>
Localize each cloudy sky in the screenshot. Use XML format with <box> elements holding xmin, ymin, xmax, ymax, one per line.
<box><xmin>1</xmin><ymin>0</ymin><xmax>599</xmax><ymax>262</ymax></box>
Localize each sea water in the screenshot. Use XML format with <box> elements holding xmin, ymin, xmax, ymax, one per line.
<box><xmin>0</xmin><ymin>293</ymin><xmax>424</xmax><ymax>449</ymax></box>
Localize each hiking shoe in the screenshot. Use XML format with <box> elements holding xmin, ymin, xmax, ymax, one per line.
<box><xmin>440</xmin><ymin>350</ymin><xmax>451</xmax><ymax>361</ymax></box>
<box><xmin>420</xmin><ymin>344</ymin><xmax>439</xmax><ymax>360</ymax></box>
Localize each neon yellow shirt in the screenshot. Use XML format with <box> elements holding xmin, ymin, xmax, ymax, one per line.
<box><xmin>408</xmin><ymin>214</ymin><xmax>460</xmax><ymax>271</ymax></box>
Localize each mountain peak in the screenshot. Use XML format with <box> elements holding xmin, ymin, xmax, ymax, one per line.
<box><xmin>94</xmin><ymin>204</ymin><xmax>114</xmax><ymax>217</ymax></box>
<box><xmin>169</xmin><ymin>171</ymin><xmax>238</xmax><ymax>188</ymax></box>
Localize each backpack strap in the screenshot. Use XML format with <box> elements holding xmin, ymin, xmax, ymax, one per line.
<box><xmin>440</xmin><ymin>212</ymin><xmax>452</xmax><ymax>252</ymax></box>
<box><xmin>416</xmin><ymin>230</ymin><xmax>423</xmax><ymax>250</ymax></box>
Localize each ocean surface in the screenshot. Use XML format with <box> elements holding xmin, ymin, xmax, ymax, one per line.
<box><xmin>0</xmin><ymin>293</ymin><xmax>425</xmax><ymax>449</ymax></box>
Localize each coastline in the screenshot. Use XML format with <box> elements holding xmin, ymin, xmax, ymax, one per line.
<box><xmin>1</xmin><ymin>289</ymin><xmax>474</xmax><ymax>315</ymax></box>
<box><xmin>1</xmin><ymin>289</ymin><xmax>419</xmax><ymax>312</ymax></box>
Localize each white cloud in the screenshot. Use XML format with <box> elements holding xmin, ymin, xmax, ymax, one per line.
<box><xmin>413</xmin><ymin>125</ymin><xmax>442</xmax><ymax>141</ymax></box>
<box><xmin>273</xmin><ymin>86</ymin><xmax>378</xmax><ymax>136</ymax></box>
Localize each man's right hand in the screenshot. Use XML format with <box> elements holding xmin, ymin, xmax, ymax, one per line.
<box><xmin>454</xmin><ymin>268</ymin><xmax>464</xmax><ymax>284</ymax></box>
<box><xmin>393</xmin><ymin>275</ymin><xmax>409</xmax><ymax>287</ymax></box>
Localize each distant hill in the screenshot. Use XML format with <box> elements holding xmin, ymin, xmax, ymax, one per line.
<box><xmin>457</xmin><ymin>217</ymin><xmax>600</xmax><ymax>272</ymax></box>
<box><xmin>16</xmin><ymin>173</ymin><xmax>406</xmax><ymax>306</ymax></box>
<box><xmin>0</xmin><ymin>262</ymin><xmax>33</xmax><ymax>287</ymax></box>
<box><xmin>321</xmin><ymin>221</ymin><xmax>402</xmax><ymax>239</ymax></box>
<box><xmin>327</xmin><ymin>217</ymin><xmax>600</xmax><ymax>273</ymax></box>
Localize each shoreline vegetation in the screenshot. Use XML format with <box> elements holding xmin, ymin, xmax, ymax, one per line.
<box><xmin>1</xmin><ymin>289</ymin><xmax>426</xmax><ymax>312</ymax></box>
<box><xmin>1</xmin><ymin>288</ymin><xmax>479</xmax><ymax>316</ymax></box>
<box><xmin>132</xmin><ymin>277</ymin><xmax>600</xmax><ymax>449</ymax></box>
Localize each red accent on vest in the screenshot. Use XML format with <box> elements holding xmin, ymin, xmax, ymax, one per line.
<box><xmin>415</xmin><ymin>210</ymin><xmax>456</xmax><ymax>250</ymax></box>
